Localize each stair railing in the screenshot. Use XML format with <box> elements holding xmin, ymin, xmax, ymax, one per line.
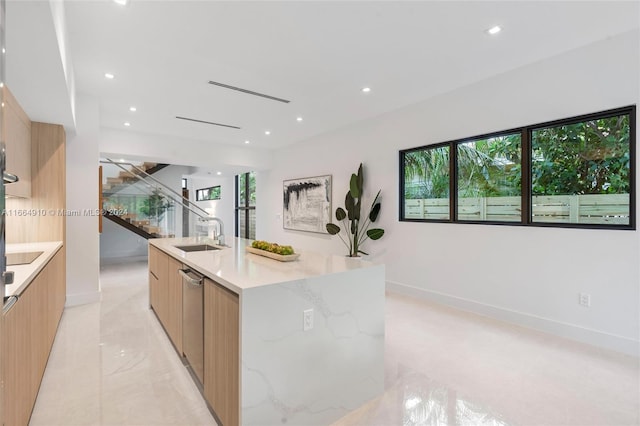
<box><xmin>100</xmin><ymin>159</ymin><xmax>226</xmax><ymax>243</ymax></box>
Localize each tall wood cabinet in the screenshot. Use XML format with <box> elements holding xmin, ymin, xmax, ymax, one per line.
<box><xmin>2</xmin><ymin>87</ymin><xmax>31</xmax><ymax>198</ymax></box>
<box><xmin>5</xmin><ymin>120</ymin><xmax>66</xmax><ymax>244</ymax></box>
<box><xmin>2</xmin><ymin>250</ymin><xmax>65</xmax><ymax>426</ymax></box>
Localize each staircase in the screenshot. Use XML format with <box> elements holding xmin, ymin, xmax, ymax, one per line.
<box><xmin>100</xmin><ymin>159</ymin><xmax>221</xmax><ymax>241</ymax></box>
<box><xmin>102</xmin><ymin>162</ymin><xmax>168</xmax><ymax>196</ymax></box>
<box><xmin>101</xmin><ymin>161</ymin><xmax>174</xmax><ymax>239</ymax></box>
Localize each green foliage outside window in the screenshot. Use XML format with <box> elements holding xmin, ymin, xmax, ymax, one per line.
<box><xmin>532</xmin><ymin>115</ymin><xmax>630</xmax><ymax>196</ymax></box>
<box><xmin>401</xmin><ymin>107</ymin><xmax>633</xmax><ymax>228</ymax></box>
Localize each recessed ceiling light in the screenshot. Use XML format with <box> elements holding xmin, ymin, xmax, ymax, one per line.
<box><xmin>244</xmin><ymin>140</ymin><xmax>250</xmax><ymax>144</ymax></box>
<box><xmin>129</xmin><ymin>106</ymin><xmax>137</xmax><ymax>112</ymax></box>
<box><xmin>296</xmin><ymin>117</ymin><xmax>303</xmax><ymax>122</ymax></box>
<box><xmin>362</xmin><ymin>87</ymin><xmax>371</xmax><ymax>93</ymax></box>
<box><xmin>216</xmin><ymin>172</ymin><xmax>222</xmax><ymax>176</ymax></box>
<box><xmin>487</xmin><ymin>25</ymin><xmax>502</xmax><ymax>35</ymax></box>
<box><xmin>119</xmin><ymin>159</ymin><xmax>125</xmax><ymax>163</ymax></box>
<box><xmin>124</xmin><ymin>122</ymin><xmax>131</xmax><ymax>127</ymax></box>
<box><xmin>113</xmin><ymin>0</ymin><xmax>128</xmax><ymax>5</ymax></box>
<box><xmin>265</xmin><ymin>130</ymin><xmax>271</xmax><ymax>135</ymax></box>
<box><xmin>104</xmin><ymin>73</ymin><xmax>115</xmax><ymax>79</ymax></box>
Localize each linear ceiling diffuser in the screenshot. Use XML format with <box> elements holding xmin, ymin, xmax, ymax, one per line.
<box><xmin>175</xmin><ymin>116</ymin><xmax>241</xmax><ymax>129</ymax></box>
<box><xmin>208</xmin><ymin>80</ymin><xmax>291</xmax><ymax>103</ymax></box>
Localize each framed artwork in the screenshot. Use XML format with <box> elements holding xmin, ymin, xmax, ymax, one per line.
<box><xmin>283</xmin><ymin>175</ymin><xmax>332</xmax><ymax>233</ymax></box>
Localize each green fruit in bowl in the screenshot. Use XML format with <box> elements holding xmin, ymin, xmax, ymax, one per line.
<box><xmin>251</xmin><ymin>240</ymin><xmax>295</xmax><ymax>255</ymax></box>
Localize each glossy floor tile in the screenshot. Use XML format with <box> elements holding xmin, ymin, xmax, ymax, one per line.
<box><xmin>32</xmin><ymin>261</ymin><xmax>639</xmax><ymax>425</ymax></box>
<box><xmin>30</xmin><ymin>260</ymin><xmax>216</xmax><ymax>426</ymax></box>
<box><xmin>336</xmin><ymin>293</ymin><xmax>640</xmax><ymax>426</ymax></box>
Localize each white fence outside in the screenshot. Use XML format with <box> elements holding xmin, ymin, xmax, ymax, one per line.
<box><xmin>405</xmin><ymin>194</ymin><xmax>630</xmax><ymax>225</ymax></box>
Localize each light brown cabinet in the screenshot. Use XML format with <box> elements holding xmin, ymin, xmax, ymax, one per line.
<box><xmin>4</xmin><ymin>121</ymin><xmax>66</xmax><ymax>245</ymax></box>
<box><xmin>149</xmin><ymin>244</ymin><xmax>168</xmax><ymax>324</ymax></box>
<box><xmin>148</xmin><ymin>245</ymin><xmax>182</xmax><ymax>354</ymax></box>
<box><xmin>2</xmin><ymin>87</ymin><xmax>31</xmax><ymax>198</ymax></box>
<box><xmin>2</xmin><ymin>249</ymin><xmax>65</xmax><ymax>425</ymax></box>
<box><xmin>148</xmin><ymin>247</ymin><xmax>240</xmax><ymax>424</ymax></box>
<box><xmin>204</xmin><ymin>278</ymin><xmax>239</xmax><ymax>426</ymax></box>
<box><xmin>166</xmin><ymin>257</ymin><xmax>183</xmax><ymax>354</ymax></box>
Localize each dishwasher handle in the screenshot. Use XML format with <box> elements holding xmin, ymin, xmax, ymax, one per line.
<box><xmin>179</xmin><ymin>269</ymin><xmax>204</xmax><ymax>287</ymax></box>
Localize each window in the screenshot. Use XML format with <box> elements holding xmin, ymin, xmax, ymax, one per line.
<box><xmin>457</xmin><ymin>133</ymin><xmax>521</xmax><ymax>222</ymax></box>
<box><xmin>531</xmin><ymin>113</ymin><xmax>632</xmax><ymax>226</ymax></box>
<box><xmin>195</xmin><ymin>185</ymin><xmax>221</xmax><ymax>201</ymax></box>
<box><xmin>235</xmin><ymin>171</ymin><xmax>256</xmax><ymax>239</ymax></box>
<box><xmin>182</xmin><ymin>178</ymin><xmax>187</xmax><ymax>189</ymax></box>
<box><xmin>400</xmin><ymin>106</ymin><xmax>635</xmax><ymax>229</ymax></box>
<box><xmin>403</xmin><ymin>144</ymin><xmax>450</xmax><ymax>220</ymax></box>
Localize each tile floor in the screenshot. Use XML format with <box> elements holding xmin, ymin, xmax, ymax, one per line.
<box><xmin>31</xmin><ymin>261</ymin><xmax>639</xmax><ymax>425</ymax></box>
<box><xmin>30</xmin><ymin>260</ymin><xmax>216</xmax><ymax>426</ymax></box>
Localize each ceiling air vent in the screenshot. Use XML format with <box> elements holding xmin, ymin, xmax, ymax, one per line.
<box><xmin>208</xmin><ymin>80</ymin><xmax>290</xmax><ymax>104</ymax></box>
<box><xmin>175</xmin><ymin>116</ymin><xmax>241</xmax><ymax>129</ymax></box>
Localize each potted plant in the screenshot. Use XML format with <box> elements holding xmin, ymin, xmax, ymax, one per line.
<box><xmin>326</xmin><ymin>163</ymin><xmax>384</xmax><ymax>257</ymax></box>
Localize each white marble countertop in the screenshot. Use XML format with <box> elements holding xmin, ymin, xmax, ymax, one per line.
<box><xmin>149</xmin><ymin>236</ymin><xmax>379</xmax><ymax>294</ymax></box>
<box><xmin>5</xmin><ymin>241</ymin><xmax>63</xmax><ymax>298</ymax></box>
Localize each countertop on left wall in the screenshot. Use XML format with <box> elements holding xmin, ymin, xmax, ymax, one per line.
<box><xmin>5</xmin><ymin>241</ymin><xmax>63</xmax><ymax>297</ymax></box>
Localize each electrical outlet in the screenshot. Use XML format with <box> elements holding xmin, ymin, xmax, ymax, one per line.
<box><xmin>579</xmin><ymin>292</ymin><xmax>591</xmax><ymax>307</ymax></box>
<box><xmin>303</xmin><ymin>309</ymin><xmax>314</xmax><ymax>331</ymax></box>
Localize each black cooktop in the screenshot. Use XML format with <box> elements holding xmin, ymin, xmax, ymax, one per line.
<box><xmin>6</xmin><ymin>251</ymin><xmax>43</xmax><ymax>266</ymax></box>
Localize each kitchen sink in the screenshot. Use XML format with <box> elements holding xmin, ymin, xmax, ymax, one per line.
<box><xmin>174</xmin><ymin>244</ymin><xmax>221</xmax><ymax>252</ymax></box>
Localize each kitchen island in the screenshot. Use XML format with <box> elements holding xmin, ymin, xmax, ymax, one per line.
<box><xmin>149</xmin><ymin>236</ymin><xmax>385</xmax><ymax>426</ymax></box>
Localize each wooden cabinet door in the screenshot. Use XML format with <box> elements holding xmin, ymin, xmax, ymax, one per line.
<box><xmin>2</xmin><ymin>293</ymin><xmax>30</xmax><ymax>426</ymax></box>
<box><xmin>155</xmin><ymin>250</ymin><xmax>169</xmax><ymax>326</ymax></box>
<box><xmin>2</xmin><ymin>87</ymin><xmax>31</xmax><ymax>198</ymax></box>
<box><xmin>204</xmin><ymin>279</ymin><xmax>240</xmax><ymax>426</ymax></box>
<box><xmin>167</xmin><ymin>257</ymin><xmax>183</xmax><ymax>354</ymax></box>
<box><xmin>149</xmin><ymin>272</ymin><xmax>159</xmax><ymax>313</ymax></box>
<box><xmin>148</xmin><ymin>245</ymin><xmax>159</xmax><ymax>276</ymax></box>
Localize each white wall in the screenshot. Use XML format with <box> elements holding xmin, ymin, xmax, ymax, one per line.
<box><xmin>187</xmin><ymin>175</ymin><xmax>235</xmax><ymax>240</ymax></box>
<box><xmin>99</xmin><ymin>219</ymin><xmax>148</xmax><ymax>262</ymax></box>
<box><xmin>258</xmin><ymin>31</ymin><xmax>640</xmax><ymax>356</ymax></box>
<box><xmin>66</xmin><ymin>95</ymin><xmax>101</xmax><ymax>306</ymax></box>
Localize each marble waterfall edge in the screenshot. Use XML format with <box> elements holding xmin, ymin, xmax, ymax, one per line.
<box><xmin>240</xmin><ymin>265</ymin><xmax>385</xmax><ymax>425</ymax></box>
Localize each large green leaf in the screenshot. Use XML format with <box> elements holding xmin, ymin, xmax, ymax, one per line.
<box><xmin>350</xmin><ymin>220</ymin><xmax>357</xmax><ymax>235</ymax></box>
<box><xmin>367</xmin><ymin>228</ymin><xmax>384</xmax><ymax>240</ymax></box>
<box><xmin>326</xmin><ymin>223</ymin><xmax>341</xmax><ymax>235</ymax></box>
<box><xmin>369</xmin><ymin>202</ymin><xmax>381</xmax><ymax>222</ymax></box>
<box><xmin>354</xmin><ymin>199</ymin><xmax>361</xmax><ymax>220</ymax></box>
<box><xmin>349</xmin><ymin>173</ymin><xmax>360</xmax><ymax>198</ymax></box>
<box><xmin>357</xmin><ymin>163</ymin><xmax>364</xmax><ymax>194</ymax></box>
<box><xmin>345</xmin><ymin>191</ymin><xmax>355</xmax><ymax>220</ymax></box>
<box><xmin>335</xmin><ymin>207</ymin><xmax>346</xmax><ymax>221</ymax></box>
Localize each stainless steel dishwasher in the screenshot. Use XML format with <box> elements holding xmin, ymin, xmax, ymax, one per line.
<box><xmin>180</xmin><ymin>268</ymin><xmax>205</xmax><ymax>384</ymax></box>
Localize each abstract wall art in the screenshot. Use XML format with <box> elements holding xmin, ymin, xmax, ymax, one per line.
<box><xmin>283</xmin><ymin>175</ymin><xmax>332</xmax><ymax>233</ymax></box>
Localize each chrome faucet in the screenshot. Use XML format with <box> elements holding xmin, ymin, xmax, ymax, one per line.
<box><xmin>203</xmin><ymin>217</ymin><xmax>225</xmax><ymax>246</ymax></box>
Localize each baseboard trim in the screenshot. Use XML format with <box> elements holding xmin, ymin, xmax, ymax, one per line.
<box><xmin>65</xmin><ymin>290</ymin><xmax>101</xmax><ymax>307</ymax></box>
<box><xmin>100</xmin><ymin>255</ymin><xmax>148</xmax><ymax>265</ymax></box>
<box><xmin>386</xmin><ymin>280</ymin><xmax>639</xmax><ymax>357</ymax></box>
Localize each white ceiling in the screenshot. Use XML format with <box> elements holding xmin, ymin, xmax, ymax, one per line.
<box><xmin>6</xmin><ymin>1</ymin><xmax>640</xmax><ymax>154</ymax></box>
